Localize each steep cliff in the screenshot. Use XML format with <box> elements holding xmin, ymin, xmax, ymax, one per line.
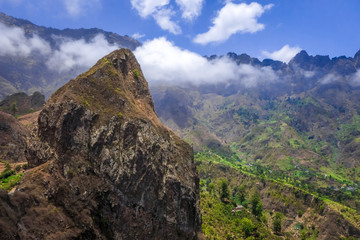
<box><xmin>0</xmin><ymin>49</ymin><xmax>201</xmax><ymax>239</ymax></box>
<box><xmin>0</xmin><ymin>111</ymin><xmax>29</xmax><ymax>163</ymax></box>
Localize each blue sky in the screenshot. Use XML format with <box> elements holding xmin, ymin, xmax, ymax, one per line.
<box><xmin>1</xmin><ymin>0</ymin><xmax>360</xmax><ymax>61</ymax></box>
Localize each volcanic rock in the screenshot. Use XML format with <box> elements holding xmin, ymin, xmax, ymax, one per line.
<box><xmin>0</xmin><ymin>49</ymin><xmax>201</xmax><ymax>239</ymax></box>
<box><xmin>0</xmin><ymin>111</ymin><xmax>29</xmax><ymax>163</ymax></box>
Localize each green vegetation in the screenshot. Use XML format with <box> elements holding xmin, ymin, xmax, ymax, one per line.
<box><xmin>103</xmin><ymin>57</ymin><xmax>110</xmax><ymax>64</ymax></box>
<box><xmin>337</xmin><ymin>114</ymin><xmax>360</xmax><ymax>142</ymax></box>
<box><xmin>272</xmin><ymin>212</ymin><xmax>283</xmax><ymax>233</ymax></box>
<box><xmin>10</xmin><ymin>101</ymin><xmax>18</xmax><ymax>115</ymax></box>
<box><xmin>0</xmin><ymin>161</ymin><xmax>15</xmax><ymax>179</ymax></box>
<box><xmin>133</xmin><ymin>69</ymin><xmax>140</xmax><ymax>80</ymax></box>
<box><xmin>200</xmin><ymin>180</ymin><xmax>277</xmax><ymax>239</ymax></box>
<box><xmin>83</xmin><ymin>99</ymin><xmax>90</xmax><ymax>107</ymax></box>
<box><xmin>195</xmin><ymin>150</ymin><xmax>360</xmax><ymax>238</ymax></box>
<box><xmin>0</xmin><ymin>160</ymin><xmax>24</xmax><ymax>191</ymax></box>
<box><xmin>0</xmin><ymin>173</ymin><xmax>23</xmax><ymax>191</ymax></box>
<box><xmin>219</xmin><ymin>179</ymin><xmax>230</xmax><ymax>201</ymax></box>
<box><xmin>250</xmin><ymin>192</ymin><xmax>263</xmax><ymax>217</ymax></box>
<box><xmin>241</xmin><ymin>217</ymin><xmax>255</xmax><ymax>237</ymax></box>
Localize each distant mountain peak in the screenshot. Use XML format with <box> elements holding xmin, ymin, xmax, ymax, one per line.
<box><xmin>354</xmin><ymin>49</ymin><xmax>360</xmax><ymax>68</ymax></box>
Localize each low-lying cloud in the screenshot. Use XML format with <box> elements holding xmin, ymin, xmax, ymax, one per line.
<box><xmin>134</xmin><ymin>37</ymin><xmax>278</xmax><ymax>86</ymax></box>
<box><xmin>47</xmin><ymin>35</ymin><xmax>118</xmax><ymax>72</ymax></box>
<box><xmin>320</xmin><ymin>73</ymin><xmax>342</xmax><ymax>84</ymax></box>
<box><xmin>0</xmin><ymin>22</ymin><xmax>51</xmax><ymax>57</ymax></box>
<box><xmin>350</xmin><ymin>70</ymin><xmax>360</xmax><ymax>86</ymax></box>
<box><xmin>0</xmin><ymin>23</ymin><xmax>279</xmax><ymax>88</ymax></box>
<box><xmin>0</xmin><ymin>23</ymin><xmax>119</xmax><ymax>73</ymax></box>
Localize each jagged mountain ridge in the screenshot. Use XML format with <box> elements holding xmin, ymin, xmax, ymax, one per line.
<box><xmin>0</xmin><ymin>49</ymin><xmax>201</xmax><ymax>239</ymax></box>
<box><xmin>208</xmin><ymin>49</ymin><xmax>360</xmax><ymax>73</ymax></box>
<box><xmin>152</xmin><ymin>49</ymin><xmax>360</xmax><ymax>210</ymax></box>
<box><xmin>0</xmin><ymin>12</ymin><xmax>139</xmax><ymax>49</ymax></box>
<box><xmin>0</xmin><ymin>12</ymin><xmax>140</xmax><ymax>99</ymax></box>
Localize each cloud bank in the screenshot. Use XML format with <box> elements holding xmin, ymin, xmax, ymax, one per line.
<box><xmin>320</xmin><ymin>73</ymin><xmax>342</xmax><ymax>84</ymax></box>
<box><xmin>350</xmin><ymin>70</ymin><xmax>360</xmax><ymax>86</ymax></box>
<box><xmin>134</xmin><ymin>37</ymin><xmax>277</xmax><ymax>86</ymax></box>
<box><xmin>0</xmin><ymin>22</ymin><xmax>51</xmax><ymax>57</ymax></box>
<box><xmin>47</xmin><ymin>35</ymin><xmax>118</xmax><ymax>72</ymax></box>
<box><xmin>262</xmin><ymin>45</ymin><xmax>301</xmax><ymax>63</ymax></box>
<box><xmin>0</xmin><ymin>23</ymin><xmax>118</xmax><ymax>73</ymax></box>
<box><xmin>194</xmin><ymin>2</ymin><xmax>273</xmax><ymax>44</ymax></box>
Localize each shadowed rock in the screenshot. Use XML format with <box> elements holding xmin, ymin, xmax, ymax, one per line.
<box><xmin>0</xmin><ymin>49</ymin><xmax>201</xmax><ymax>239</ymax></box>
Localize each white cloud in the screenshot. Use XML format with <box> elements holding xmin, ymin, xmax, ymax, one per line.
<box><xmin>153</xmin><ymin>8</ymin><xmax>181</xmax><ymax>34</ymax></box>
<box><xmin>350</xmin><ymin>70</ymin><xmax>360</xmax><ymax>86</ymax></box>
<box><xmin>130</xmin><ymin>0</ymin><xmax>181</xmax><ymax>34</ymax></box>
<box><xmin>47</xmin><ymin>34</ymin><xmax>118</xmax><ymax>72</ymax></box>
<box><xmin>194</xmin><ymin>2</ymin><xmax>273</xmax><ymax>45</ymax></box>
<box><xmin>132</xmin><ymin>33</ymin><xmax>146</xmax><ymax>39</ymax></box>
<box><xmin>0</xmin><ymin>23</ymin><xmax>51</xmax><ymax>57</ymax></box>
<box><xmin>130</xmin><ymin>0</ymin><xmax>169</xmax><ymax>18</ymax></box>
<box><xmin>262</xmin><ymin>45</ymin><xmax>301</xmax><ymax>63</ymax></box>
<box><xmin>175</xmin><ymin>0</ymin><xmax>204</xmax><ymax>21</ymax></box>
<box><xmin>320</xmin><ymin>73</ymin><xmax>341</xmax><ymax>84</ymax></box>
<box><xmin>63</xmin><ymin>0</ymin><xmax>100</xmax><ymax>17</ymax></box>
<box><xmin>0</xmin><ymin>23</ymin><xmax>121</xmax><ymax>73</ymax></box>
<box><xmin>134</xmin><ymin>37</ymin><xmax>277</xmax><ymax>86</ymax></box>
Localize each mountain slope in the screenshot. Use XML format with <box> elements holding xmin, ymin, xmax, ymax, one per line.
<box><xmin>152</xmin><ymin>50</ymin><xmax>360</xmax><ymax>212</ymax></box>
<box><xmin>0</xmin><ymin>49</ymin><xmax>201</xmax><ymax>239</ymax></box>
<box><xmin>0</xmin><ymin>12</ymin><xmax>140</xmax><ymax>99</ymax></box>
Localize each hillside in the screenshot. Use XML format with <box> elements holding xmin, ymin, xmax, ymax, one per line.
<box><xmin>0</xmin><ymin>49</ymin><xmax>201</xmax><ymax>239</ymax></box>
<box><xmin>151</xmin><ymin>50</ymin><xmax>360</xmax><ymax>238</ymax></box>
<box><xmin>0</xmin><ymin>12</ymin><xmax>359</xmax><ymax>239</ymax></box>
<box><xmin>0</xmin><ymin>12</ymin><xmax>140</xmax><ymax>99</ymax></box>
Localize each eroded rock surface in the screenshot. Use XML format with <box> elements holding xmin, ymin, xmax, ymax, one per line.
<box><xmin>0</xmin><ymin>49</ymin><xmax>201</xmax><ymax>239</ymax></box>
<box><xmin>0</xmin><ymin>111</ymin><xmax>29</xmax><ymax>163</ymax></box>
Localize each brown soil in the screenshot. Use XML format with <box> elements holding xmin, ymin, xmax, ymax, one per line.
<box><xmin>17</xmin><ymin>110</ymin><xmax>41</xmax><ymax>129</ymax></box>
<box><xmin>0</xmin><ymin>162</ymin><xmax>5</xmax><ymax>174</ymax></box>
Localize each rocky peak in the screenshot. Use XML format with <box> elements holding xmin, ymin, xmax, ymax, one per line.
<box><xmin>289</xmin><ymin>50</ymin><xmax>313</xmax><ymax>70</ymax></box>
<box><xmin>261</xmin><ymin>59</ymin><xmax>287</xmax><ymax>70</ymax></box>
<box><xmin>354</xmin><ymin>49</ymin><xmax>360</xmax><ymax>68</ymax></box>
<box><xmin>313</xmin><ymin>55</ymin><xmax>331</xmax><ymax>68</ymax></box>
<box><xmin>1</xmin><ymin>49</ymin><xmax>201</xmax><ymax>239</ymax></box>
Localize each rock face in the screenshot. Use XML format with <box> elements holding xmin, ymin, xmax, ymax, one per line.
<box><xmin>0</xmin><ymin>111</ymin><xmax>29</xmax><ymax>163</ymax></box>
<box><xmin>0</xmin><ymin>49</ymin><xmax>201</xmax><ymax>239</ymax></box>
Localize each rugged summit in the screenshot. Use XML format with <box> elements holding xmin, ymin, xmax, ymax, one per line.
<box><xmin>0</xmin><ymin>49</ymin><xmax>201</xmax><ymax>239</ymax></box>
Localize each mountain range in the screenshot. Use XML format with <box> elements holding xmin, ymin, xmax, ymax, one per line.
<box><xmin>153</xmin><ymin>48</ymin><xmax>360</xmax><ymax>208</ymax></box>
<box><xmin>0</xmin><ymin>12</ymin><xmax>359</xmax><ymax>239</ymax></box>
<box><xmin>0</xmin><ymin>12</ymin><xmax>140</xmax><ymax>99</ymax></box>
